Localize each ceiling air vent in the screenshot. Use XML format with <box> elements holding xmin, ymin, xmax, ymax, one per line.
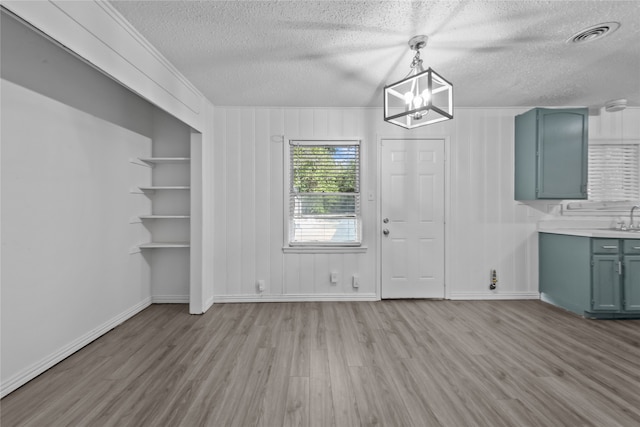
<box><xmin>567</xmin><ymin>22</ymin><xmax>620</xmax><ymax>44</ymax></box>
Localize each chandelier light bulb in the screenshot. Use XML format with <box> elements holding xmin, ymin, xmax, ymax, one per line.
<box><xmin>404</xmin><ymin>92</ymin><xmax>414</xmax><ymax>104</ymax></box>
<box><xmin>413</xmin><ymin>95</ymin><xmax>424</xmax><ymax>109</ymax></box>
<box><xmin>421</xmin><ymin>89</ymin><xmax>431</xmax><ymax>103</ymax></box>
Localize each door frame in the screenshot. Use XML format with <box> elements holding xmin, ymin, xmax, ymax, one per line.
<box><xmin>375</xmin><ymin>136</ymin><xmax>452</xmax><ymax>300</ymax></box>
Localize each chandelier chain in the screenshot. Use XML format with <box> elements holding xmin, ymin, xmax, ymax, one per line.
<box><xmin>410</xmin><ymin>50</ymin><xmax>423</xmax><ymax>69</ymax></box>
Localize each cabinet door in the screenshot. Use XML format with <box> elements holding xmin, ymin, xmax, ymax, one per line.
<box><xmin>623</xmin><ymin>255</ymin><xmax>640</xmax><ymax>312</ymax></box>
<box><xmin>592</xmin><ymin>255</ymin><xmax>621</xmax><ymax>311</ymax></box>
<box><xmin>537</xmin><ymin>109</ymin><xmax>588</xmax><ymax>199</ymax></box>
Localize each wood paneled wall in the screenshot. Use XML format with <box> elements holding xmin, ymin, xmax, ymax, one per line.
<box><xmin>211</xmin><ymin>107</ymin><xmax>640</xmax><ymax>301</ymax></box>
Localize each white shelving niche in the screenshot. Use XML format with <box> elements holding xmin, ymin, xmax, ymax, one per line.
<box><xmin>130</xmin><ymin>110</ymin><xmax>192</xmax><ymax>303</ymax></box>
<box><xmin>132</xmin><ymin>159</ymin><xmax>191</xmax><ymax>249</ymax></box>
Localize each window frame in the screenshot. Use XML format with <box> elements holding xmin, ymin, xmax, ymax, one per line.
<box><xmin>283</xmin><ymin>138</ymin><xmax>365</xmax><ymax>252</ymax></box>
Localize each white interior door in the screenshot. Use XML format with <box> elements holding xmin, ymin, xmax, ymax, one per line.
<box><xmin>381</xmin><ymin>139</ymin><xmax>445</xmax><ymax>299</ymax></box>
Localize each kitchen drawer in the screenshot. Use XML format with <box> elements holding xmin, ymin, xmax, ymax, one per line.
<box><xmin>624</xmin><ymin>240</ymin><xmax>640</xmax><ymax>255</ymax></box>
<box><xmin>592</xmin><ymin>239</ymin><xmax>620</xmax><ymax>254</ymax></box>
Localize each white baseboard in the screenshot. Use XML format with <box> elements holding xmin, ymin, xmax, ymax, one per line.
<box><xmin>213</xmin><ymin>293</ymin><xmax>379</xmax><ymax>303</ymax></box>
<box><xmin>151</xmin><ymin>295</ymin><xmax>189</xmax><ymax>304</ymax></box>
<box><xmin>0</xmin><ymin>297</ymin><xmax>152</xmax><ymax>398</ymax></box>
<box><xmin>203</xmin><ymin>295</ymin><xmax>214</xmax><ymax>311</ymax></box>
<box><xmin>214</xmin><ymin>292</ymin><xmax>540</xmax><ymax>303</ymax></box>
<box><xmin>448</xmin><ymin>291</ymin><xmax>540</xmax><ymax>300</ymax></box>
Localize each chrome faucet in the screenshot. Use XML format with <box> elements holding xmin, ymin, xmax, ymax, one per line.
<box><xmin>630</xmin><ymin>204</ymin><xmax>640</xmax><ymax>229</ymax></box>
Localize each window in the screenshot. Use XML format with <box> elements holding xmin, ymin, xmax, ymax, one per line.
<box><xmin>288</xmin><ymin>140</ymin><xmax>361</xmax><ymax>246</ymax></box>
<box><xmin>588</xmin><ymin>142</ymin><xmax>640</xmax><ymax>201</ymax></box>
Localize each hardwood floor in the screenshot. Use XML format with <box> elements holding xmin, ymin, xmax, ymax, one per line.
<box><xmin>2</xmin><ymin>300</ymin><xmax>640</xmax><ymax>426</ymax></box>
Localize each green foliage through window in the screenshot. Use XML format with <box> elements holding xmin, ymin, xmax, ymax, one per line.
<box><xmin>289</xmin><ymin>141</ymin><xmax>361</xmax><ymax>245</ymax></box>
<box><xmin>291</xmin><ymin>145</ymin><xmax>359</xmax><ymax>216</ymax></box>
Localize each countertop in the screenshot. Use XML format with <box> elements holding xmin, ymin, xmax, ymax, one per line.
<box><xmin>538</xmin><ymin>228</ymin><xmax>640</xmax><ymax>239</ymax></box>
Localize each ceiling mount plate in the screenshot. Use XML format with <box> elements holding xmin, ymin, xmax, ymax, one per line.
<box><xmin>408</xmin><ymin>35</ymin><xmax>429</xmax><ymax>51</ymax></box>
<box><xmin>604</xmin><ymin>98</ymin><xmax>627</xmax><ymax>112</ymax></box>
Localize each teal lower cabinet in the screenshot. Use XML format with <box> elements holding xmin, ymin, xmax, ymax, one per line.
<box><xmin>623</xmin><ymin>254</ymin><xmax>640</xmax><ymax>312</ymax></box>
<box><xmin>592</xmin><ymin>254</ymin><xmax>621</xmax><ymax>312</ymax></box>
<box><xmin>539</xmin><ymin>232</ymin><xmax>640</xmax><ymax>319</ymax></box>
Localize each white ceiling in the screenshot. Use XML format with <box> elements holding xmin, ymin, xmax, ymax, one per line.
<box><xmin>109</xmin><ymin>0</ymin><xmax>640</xmax><ymax>109</ymax></box>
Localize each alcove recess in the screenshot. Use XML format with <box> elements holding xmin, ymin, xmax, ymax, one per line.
<box><xmin>132</xmin><ymin>108</ymin><xmax>191</xmax><ymax>301</ymax></box>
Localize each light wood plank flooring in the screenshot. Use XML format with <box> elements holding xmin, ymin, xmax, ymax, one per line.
<box><xmin>2</xmin><ymin>300</ymin><xmax>640</xmax><ymax>426</ymax></box>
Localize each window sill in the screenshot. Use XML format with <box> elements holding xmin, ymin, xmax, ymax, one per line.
<box><xmin>564</xmin><ymin>201</ymin><xmax>639</xmax><ymax>217</ymax></box>
<box><xmin>282</xmin><ymin>245</ymin><xmax>368</xmax><ymax>254</ymax></box>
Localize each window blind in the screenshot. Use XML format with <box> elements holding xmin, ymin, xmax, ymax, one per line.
<box><xmin>289</xmin><ymin>141</ymin><xmax>361</xmax><ymax>245</ymax></box>
<box><xmin>588</xmin><ymin>144</ymin><xmax>640</xmax><ymax>201</ymax></box>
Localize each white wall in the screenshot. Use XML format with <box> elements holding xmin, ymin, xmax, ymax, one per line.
<box><xmin>0</xmin><ymin>12</ymin><xmax>157</xmax><ymax>396</ymax></box>
<box><xmin>211</xmin><ymin>107</ymin><xmax>541</xmax><ymax>301</ymax></box>
<box><xmin>210</xmin><ymin>106</ymin><xmax>640</xmax><ymax>302</ymax></box>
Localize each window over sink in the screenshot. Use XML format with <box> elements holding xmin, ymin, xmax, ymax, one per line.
<box><xmin>588</xmin><ymin>140</ymin><xmax>640</xmax><ymax>201</ymax></box>
<box><xmin>565</xmin><ymin>138</ymin><xmax>640</xmax><ymax>216</ymax></box>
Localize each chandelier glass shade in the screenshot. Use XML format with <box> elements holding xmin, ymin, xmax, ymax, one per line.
<box><xmin>384</xmin><ymin>36</ymin><xmax>453</xmax><ymax>129</ymax></box>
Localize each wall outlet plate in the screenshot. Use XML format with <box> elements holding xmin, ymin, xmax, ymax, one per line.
<box><xmin>352</xmin><ymin>275</ymin><xmax>359</xmax><ymax>288</ymax></box>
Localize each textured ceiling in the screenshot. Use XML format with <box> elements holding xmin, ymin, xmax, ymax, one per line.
<box><xmin>109</xmin><ymin>0</ymin><xmax>640</xmax><ymax>109</ymax></box>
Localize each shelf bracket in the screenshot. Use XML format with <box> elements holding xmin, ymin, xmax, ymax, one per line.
<box><xmin>129</xmin><ymin>246</ymin><xmax>142</xmax><ymax>255</ymax></box>
<box><xmin>129</xmin><ymin>216</ymin><xmax>142</xmax><ymax>224</ymax></box>
<box><xmin>130</xmin><ymin>187</ymin><xmax>150</xmax><ymax>194</ymax></box>
<box><xmin>129</xmin><ymin>158</ymin><xmax>153</xmax><ymax>168</ymax></box>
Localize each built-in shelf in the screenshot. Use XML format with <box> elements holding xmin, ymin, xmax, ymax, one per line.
<box><xmin>130</xmin><ymin>151</ymin><xmax>190</xmax><ymax>254</ymax></box>
<box><xmin>138</xmin><ymin>242</ymin><xmax>190</xmax><ymax>249</ymax></box>
<box><xmin>138</xmin><ymin>186</ymin><xmax>190</xmax><ymax>191</ymax></box>
<box><xmin>139</xmin><ymin>215</ymin><xmax>190</xmax><ymax>219</ymax></box>
<box><xmin>138</xmin><ymin>157</ymin><xmax>190</xmax><ymax>164</ymax></box>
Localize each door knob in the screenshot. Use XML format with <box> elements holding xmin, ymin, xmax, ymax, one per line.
<box><xmin>383</xmin><ymin>229</ymin><xmax>390</xmax><ymax>236</ymax></box>
<box><xmin>383</xmin><ymin>218</ymin><xmax>389</xmax><ymax>223</ymax></box>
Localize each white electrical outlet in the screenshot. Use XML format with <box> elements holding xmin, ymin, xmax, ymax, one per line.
<box><xmin>352</xmin><ymin>275</ymin><xmax>360</xmax><ymax>288</ymax></box>
<box><xmin>257</xmin><ymin>280</ymin><xmax>265</xmax><ymax>292</ymax></box>
<box><xmin>330</xmin><ymin>272</ymin><xmax>338</xmax><ymax>284</ymax></box>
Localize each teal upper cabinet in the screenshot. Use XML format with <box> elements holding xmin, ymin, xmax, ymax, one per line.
<box><xmin>515</xmin><ymin>108</ymin><xmax>588</xmax><ymax>200</ymax></box>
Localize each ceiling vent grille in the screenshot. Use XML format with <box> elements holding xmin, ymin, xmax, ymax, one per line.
<box><xmin>567</xmin><ymin>22</ymin><xmax>620</xmax><ymax>44</ymax></box>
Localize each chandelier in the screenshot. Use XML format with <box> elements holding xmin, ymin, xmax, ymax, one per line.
<box><xmin>383</xmin><ymin>35</ymin><xmax>453</xmax><ymax>129</ymax></box>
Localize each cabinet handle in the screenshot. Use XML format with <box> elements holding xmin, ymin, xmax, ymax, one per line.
<box><xmin>633</xmin><ymin>246</ymin><xmax>640</xmax><ymax>250</ymax></box>
<box><xmin>618</xmin><ymin>261</ymin><xmax>623</xmax><ymax>275</ymax></box>
<box><xmin>602</xmin><ymin>245</ymin><xmax>618</xmax><ymax>249</ymax></box>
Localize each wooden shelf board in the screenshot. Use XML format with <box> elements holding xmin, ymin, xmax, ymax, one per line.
<box><xmin>138</xmin><ymin>157</ymin><xmax>190</xmax><ymax>164</ymax></box>
<box><xmin>139</xmin><ymin>242</ymin><xmax>190</xmax><ymax>249</ymax></box>
<box><xmin>138</xmin><ymin>186</ymin><xmax>190</xmax><ymax>191</ymax></box>
<box><xmin>139</xmin><ymin>215</ymin><xmax>191</xmax><ymax>219</ymax></box>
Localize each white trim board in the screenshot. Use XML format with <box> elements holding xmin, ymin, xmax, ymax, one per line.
<box><xmin>448</xmin><ymin>292</ymin><xmax>540</xmax><ymax>300</ymax></box>
<box><xmin>215</xmin><ymin>293</ymin><xmax>540</xmax><ymax>303</ymax></box>
<box><xmin>0</xmin><ymin>297</ymin><xmax>152</xmax><ymax>398</ymax></box>
<box><xmin>214</xmin><ymin>293</ymin><xmax>379</xmax><ymax>303</ymax></box>
<box><xmin>151</xmin><ymin>295</ymin><xmax>190</xmax><ymax>304</ymax></box>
